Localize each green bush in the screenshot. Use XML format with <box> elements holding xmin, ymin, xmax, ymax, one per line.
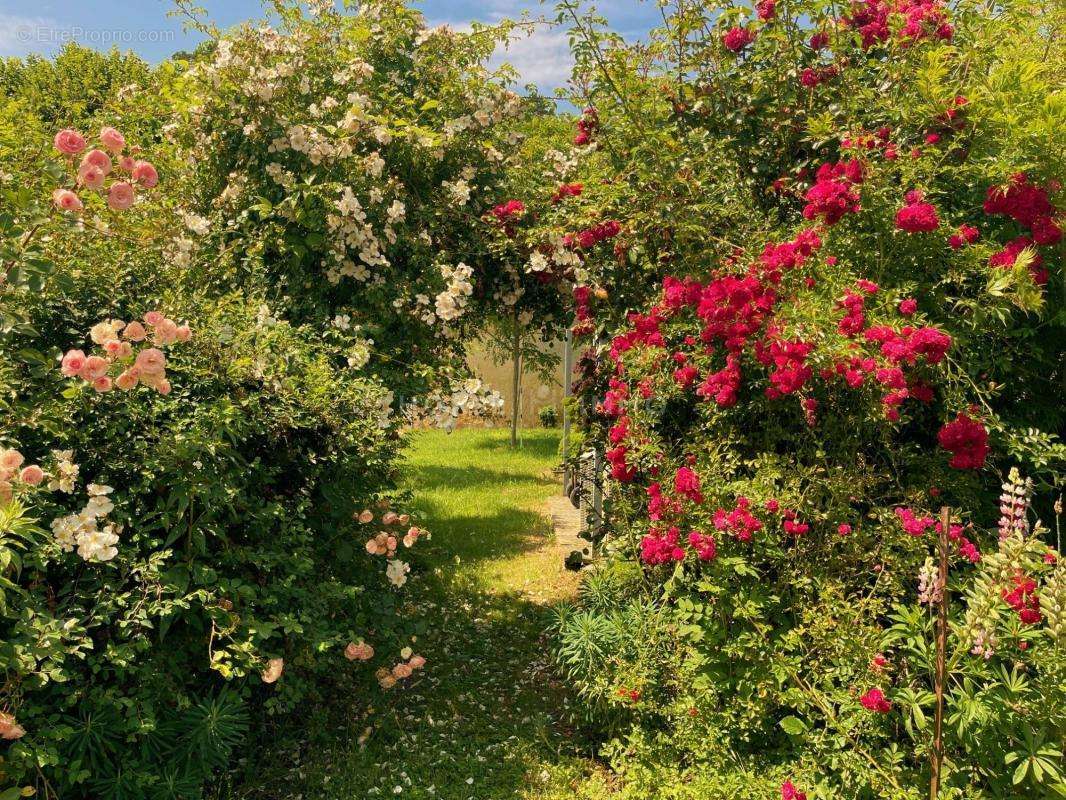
<box><xmin>538</xmin><ymin>0</ymin><xmax>1066</xmax><ymax>796</ymax></box>
<box><xmin>539</xmin><ymin>405</ymin><xmax>560</xmax><ymax>427</ymax></box>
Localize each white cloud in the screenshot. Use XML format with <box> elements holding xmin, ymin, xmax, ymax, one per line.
<box><xmin>0</xmin><ymin>13</ymin><xmax>58</xmax><ymax>58</ymax></box>
<box><xmin>488</xmin><ymin>27</ymin><xmax>573</xmax><ymax>90</ymax></box>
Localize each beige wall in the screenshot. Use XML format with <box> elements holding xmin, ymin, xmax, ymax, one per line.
<box><xmin>466</xmin><ymin>338</ymin><xmax>566</xmax><ymax>428</ymax></box>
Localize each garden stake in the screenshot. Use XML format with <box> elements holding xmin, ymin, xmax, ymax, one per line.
<box><xmin>930</xmin><ymin>506</ymin><xmax>951</xmax><ymax>799</ymax></box>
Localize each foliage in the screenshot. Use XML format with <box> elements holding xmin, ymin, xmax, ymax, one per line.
<box><xmin>0</xmin><ymin>2</ymin><xmax>555</xmax><ymax>796</ymax></box>
<box><xmin>542</xmin><ymin>0</ymin><xmax>1066</xmax><ymax>797</ymax></box>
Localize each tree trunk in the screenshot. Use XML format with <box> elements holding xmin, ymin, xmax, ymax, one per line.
<box><xmin>510</xmin><ymin>315</ymin><xmax>521</xmax><ymax>448</ymax></box>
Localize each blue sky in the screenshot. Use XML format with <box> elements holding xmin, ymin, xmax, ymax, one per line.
<box><xmin>0</xmin><ymin>1</ymin><xmax>659</xmax><ymax>93</ymax></box>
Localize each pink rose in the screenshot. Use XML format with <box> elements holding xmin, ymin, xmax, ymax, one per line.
<box><xmin>116</xmin><ymin>369</ymin><xmax>139</xmax><ymax>391</ymax></box>
<box><xmin>409</xmin><ymin>654</ymin><xmax>426</xmax><ymax>669</ymax></box>
<box><xmin>52</xmin><ymin>188</ymin><xmax>83</xmax><ymax>212</ymax></box>
<box><xmin>108</xmin><ymin>182</ymin><xmax>135</xmax><ymax>211</ymax></box>
<box><xmin>118</xmin><ymin>341</ymin><xmax>133</xmax><ymax>359</ymax></box>
<box><xmin>103</xmin><ymin>339</ymin><xmax>124</xmax><ymax>357</ymax></box>
<box><xmin>175</xmin><ymin>324</ymin><xmax>192</xmax><ymax>342</ymax></box>
<box><xmin>19</xmin><ymin>465</ymin><xmax>45</xmax><ymax>485</ymax></box>
<box><xmin>119</xmin><ymin>156</ymin><xmax>136</xmax><ymax>171</ymax></box>
<box><xmin>0</xmin><ymin>712</ymin><xmax>25</xmax><ymax>740</ymax></box>
<box><xmin>0</xmin><ymin>449</ymin><xmax>25</xmax><ymax>472</ymax></box>
<box><xmin>382</xmin><ymin>511</ymin><xmax>399</xmax><ymax>525</ymax></box>
<box><xmin>154</xmin><ymin>318</ymin><xmax>178</xmax><ymax>345</ymax></box>
<box><xmin>155</xmin><ymin>378</ymin><xmax>172</xmax><ymax>395</ymax></box>
<box><xmin>61</xmin><ymin>349</ymin><xmax>87</xmax><ymax>376</ymax></box>
<box><xmin>132</xmin><ymin>160</ymin><xmax>159</xmax><ymax>188</ymax></box>
<box><xmin>124</xmin><ymin>321</ymin><xmax>147</xmax><ymax>341</ymax></box>
<box><xmin>344</xmin><ymin>641</ymin><xmax>375</xmax><ymax>661</ymax></box>
<box><xmin>135</xmin><ymin>348</ymin><xmax>166</xmax><ymax>375</ymax></box>
<box><xmin>391</xmin><ymin>663</ymin><xmax>413</xmax><ymax>680</ymax></box>
<box><xmin>83</xmin><ymin>149</ymin><xmax>112</xmax><ymax>175</ymax></box>
<box><xmin>0</xmin><ymin>481</ymin><xmax>12</xmax><ymax>505</ymax></box>
<box><xmin>100</xmin><ymin>126</ymin><xmax>126</xmax><ymax>153</ymax></box>
<box><xmin>144</xmin><ymin>311</ymin><xmax>164</xmax><ymax>326</ymax></box>
<box><xmin>261</xmin><ymin>657</ymin><xmax>284</xmax><ymax>684</ymax></box>
<box><xmin>92</xmin><ymin>376</ymin><xmax>113</xmax><ymax>393</ymax></box>
<box><xmin>78</xmin><ymin>164</ymin><xmax>105</xmax><ymax>190</ymax></box>
<box><xmin>81</xmin><ymin>355</ymin><xmax>110</xmax><ymax>381</ymax></box>
<box><xmin>358</xmin><ymin>509</ymin><xmax>374</xmax><ymax>523</ymax></box>
<box><xmin>54</xmin><ymin>128</ymin><xmax>87</xmax><ymax>156</ymax></box>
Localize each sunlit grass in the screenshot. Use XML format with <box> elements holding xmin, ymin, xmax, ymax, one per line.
<box><xmin>219</xmin><ymin>427</ymin><xmax>604</xmax><ymax>800</ymax></box>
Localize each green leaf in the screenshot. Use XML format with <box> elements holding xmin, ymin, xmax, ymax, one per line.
<box><xmin>779</xmin><ymin>716</ymin><xmax>808</xmax><ymax>736</ymax></box>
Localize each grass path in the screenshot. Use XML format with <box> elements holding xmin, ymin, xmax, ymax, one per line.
<box><xmin>227</xmin><ymin>428</ymin><xmax>602</xmax><ymax>799</ymax></box>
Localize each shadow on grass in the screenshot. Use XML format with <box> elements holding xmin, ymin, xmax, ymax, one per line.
<box><xmin>406</xmin><ymin>498</ymin><xmax>553</xmax><ymax>567</ymax></box>
<box><xmin>409</xmin><ymin>463</ymin><xmax>559</xmax><ymax>493</ymax></box>
<box><xmin>212</xmin><ymin>428</ymin><xmax>586</xmax><ymax>800</ymax></box>
<box><xmin>464</xmin><ymin>428</ymin><xmax>561</xmax><ymax>458</ymax></box>
<box><xmin>224</xmin><ymin>585</ymin><xmax>592</xmax><ymax>800</ymax></box>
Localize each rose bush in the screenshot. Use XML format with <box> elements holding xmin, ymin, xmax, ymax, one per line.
<box><xmin>541</xmin><ymin>0</ymin><xmax>1065</xmax><ymax>796</ymax></box>
<box><xmin>0</xmin><ymin>2</ymin><xmax>553</xmax><ymax>796</ymax></box>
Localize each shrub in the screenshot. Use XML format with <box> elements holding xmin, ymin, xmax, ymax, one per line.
<box><xmin>0</xmin><ymin>2</ymin><xmax>547</xmax><ymax>795</ymax></box>
<box><xmin>539</xmin><ymin>0</ymin><xmax>1065</xmax><ymax>796</ymax></box>
<box><xmin>540</xmin><ymin>405</ymin><xmax>560</xmax><ymax>427</ymax></box>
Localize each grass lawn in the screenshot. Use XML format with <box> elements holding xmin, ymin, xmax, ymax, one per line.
<box><xmin>218</xmin><ymin>428</ymin><xmax>607</xmax><ymax>800</ymax></box>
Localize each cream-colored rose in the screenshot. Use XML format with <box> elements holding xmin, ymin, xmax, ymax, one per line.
<box><xmin>261</xmin><ymin>657</ymin><xmax>284</xmax><ymax>684</ymax></box>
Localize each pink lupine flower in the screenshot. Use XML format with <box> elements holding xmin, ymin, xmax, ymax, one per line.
<box><xmin>52</xmin><ymin>188</ymin><xmax>83</xmax><ymax>212</ymax></box>
<box><xmin>54</xmin><ymin>128</ymin><xmax>87</xmax><ymax>156</ymax></box>
<box><xmin>100</xmin><ymin>126</ymin><xmax>126</xmax><ymax>153</ymax></box>
<box><xmin>107</xmin><ymin>181</ymin><xmax>135</xmax><ymax>211</ymax></box>
<box><xmin>132</xmin><ymin>160</ymin><xmax>159</xmax><ymax>188</ymax></box>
